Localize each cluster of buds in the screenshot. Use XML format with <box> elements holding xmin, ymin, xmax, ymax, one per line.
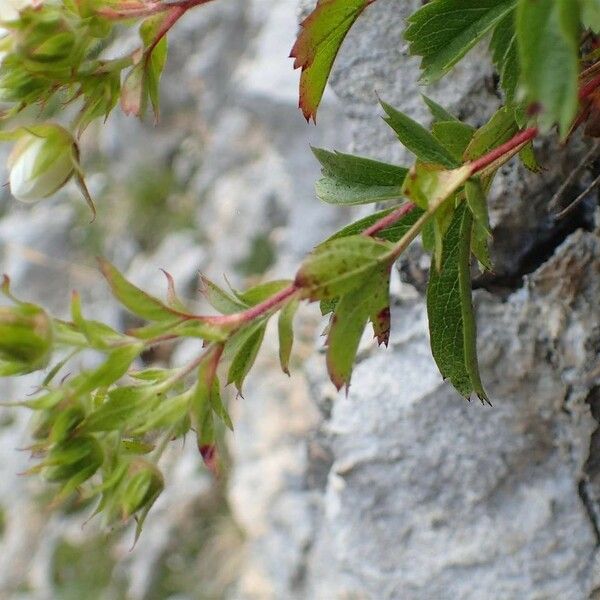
<box><xmin>0</xmin><ymin>0</ymin><xmax>172</xmax><ymax>210</ymax></box>
<box><xmin>0</xmin><ymin>300</ymin><xmax>53</xmax><ymax>374</ymax></box>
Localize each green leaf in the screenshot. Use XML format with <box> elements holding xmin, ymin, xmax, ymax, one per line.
<box><xmin>516</xmin><ymin>0</ymin><xmax>580</xmax><ymax>136</ymax></box>
<box><xmin>464</xmin><ymin>106</ymin><xmax>518</xmax><ymax>161</ymax></box>
<box><xmin>465</xmin><ymin>179</ymin><xmax>491</xmax><ymax>236</ymax></box>
<box><xmin>431</xmin><ymin>121</ymin><xmax>475</xmax><ymax>163</ymax></box>
<box><xmin>402</xmin><ymin>163</ymin><xmax>472</xmax><ymax>211</ymax></box>
<box><xmin>326</xmin><ymin>267</ymin><xmax>389</xmax><ymax>390</ymax></box>
<box><xmin>312</xmin><ymin>148</ymin><xmax>408</xmax><ymax>185</ymax></box>
<box><xmin>296</xmin><ymin>236</ymin><xmax>392</xmax><ymax>300</ymax></box>
<box><xmin>381</xmin><ymin>101</ymin><xmax>458</xmax><ymax>168</ymax></box>
<box><xmin>312</xmin><ymin>148</ymin><xmax>408</xmax><ymax>206</ymax></box>
<box><xmin>74</xmin><ymin>343</ymin><xmax>143</xmax><ymax>394</ymax></box>
<box><xmin>129</xmin><ymin>317</ymin><xmax>228</xmax><ymax>342</ymax></box>
<box><xmin>200</xmin><ymin>276</ymin><xmax>247</xmax><ymax>315</ymax></box>
<box><xmin>426</xmin><ymin>203</ymin><xmax>488</xmax><ymax>401</ymax></box>
<box><xmin>422</xmin><ymin>95</ymin><xmax>461</xmax><ymax>123</ymax></box>
<box><xmin>465</xmin><ymin>179</ymin><xmax>493</xmax><ymax>271</ymax></box>
<box><xmin>582</xmin><ymin>0</ymin><xmax>600</xmax><ymax>31</ymax></box>
<box><xmin>490</xmin><ymin>10</ymin><xmax>520</xmax><ymax>103</ymax></box>
<box><xmin>278</xmin><ymin>298</ymin><xmax>299</xmax><ymax>375</ymax></box>
<box><xmin>290</xmin><ymin>0</ymin><xmax>376</xmax><ymax>122</ymax></box>
<box><xmin>98</xmin><ymin>259</ymin><xmax>184</xmax><ymax>322</ymax></box>
<box><xmin>140</xmin><ymin>15</ymin><xmax>168</xmax><ymax>120</ymax></box>
<box><xmin>315</xmin><ymin>178</ymin><xmax>405</xmax><ymax>205</ymax></box>
<box><xmin>70</xmin><ymin>291</ymin><xmax>124</xmax><ymax>349</ymax></box>
<box><xmin>227</xmin><ymin>323</ymin><xmax>266</xmax><ymax>394</ymax></box>
<box><xmin>210</xmin><ymin>378</ymin><xmax>233</xmax><ymax>431</ymax></box>
<box><xmin>133</xmin><ymin>391</ymin><xmax>190</xmax><ymax>434</ymax></box>
<box><xmin>81</xmin><ymin>385</ymin><xmax>157</xmax><ymax>433</ymax></box>
<box><xmin>406</xmin><ymin>0</ymin><xmax>516</xmax><ymax>83</ymax></box>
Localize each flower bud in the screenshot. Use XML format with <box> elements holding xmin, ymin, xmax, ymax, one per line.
<box><xmin>119</xmin><ymin>459</ymin><xmax>164</xmax><ymax>519</ymax></box>
<box><xmin>0</xmin><ymin>302</ymin><xmax>53</xmax><ymax>372</ymax></box>
<box><xmin>0</xmin><ymin>0</ymin><xmax>31</xmax><ymax>23</ymax></box>
<box><xmin>43</xmin><ymin>435</ymin><xmax>104</xmax><ymax>484</ymax></box>
<box><xmin>8</xmin><ymin>125</ymin><xmax>77</xmax><ymax>202</ymax></box>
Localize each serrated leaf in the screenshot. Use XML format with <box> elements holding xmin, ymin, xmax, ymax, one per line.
<box><xmin>291</xmin><ymin>0</ymin><xmax>376</xmax><ymax>122</ymax></box>
<box><xmin>406</xmin><ymin>0</ymin><xmax>516</xmax><ymax>83</ymax></box>
<box><xmin>422</xmin><ymin>95</ymin><xmax>461</xmax><ymax>123</ymax></box>
<box><xmin>516</xmin><ymin>0</ymin><xmax>580</xmax><ymax>136</ymax></box>
<box><xmin>278</xmin><ymin>298</ymin><xmax>299</xmax><ymax>375</ymax></box>
<box><xmin>312</xmin><ymin>148</ymin><xmax>409</xmax><ymax>185</ymax></box>
<box><xmin>381</xmin><ymin>101</ymin><xmax>458</xmax><ymax>168</ymax></box>
<box><xmin>296</xmin><ymin>236</ymin><xmax>392</xmax><ymax>300</ymax></box>
<box><xmin>312</xmin><ymin>148</ymin><xmax>408</xmax><ymax>205</ymax></box>
<box><xmin>427</xmin><ymin>203</ymin><xmax>488</xmax><ymax>401</ymax></box>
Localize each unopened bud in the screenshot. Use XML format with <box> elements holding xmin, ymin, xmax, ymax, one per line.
<box><xmin>119</xmin><ymin>459</ymin><xmax>164</xmax><ymax>519</ymax></box>
<box><xmin>8</xmin><ymin>124</ymin><xmax>77</xmax><ymax>202</ymax></box>
<box><xmin>43</xmin><ymin>435</ymin><xmax>104</xmax><ymax>484</ymax></box>
<box><xmin>0</xmin><ymin>302</ymin><xmax>52</xmax><ymax>371</ymax></box>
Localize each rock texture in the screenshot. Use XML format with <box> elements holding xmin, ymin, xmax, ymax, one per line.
<box><xmin>227</xmin><ymin>1</ymin><xmax>600</xmax><ymax>599</ymax></box>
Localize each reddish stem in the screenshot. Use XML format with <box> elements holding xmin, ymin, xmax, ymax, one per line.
<box><xmin>579</xmin><ymin>73</ymin><xmax>600</xmax><ymax>99</ymax></box>
<box><xmin>146</xmin><ymin>6</ymin><xmax>186</xmax><ymax>55</ymax></box>
<box><xmin>205</xmin><ymin>284</ymin><xmax>299</xmax><ymax>328</ymax></box>
<box><xmin>362</xmin><ymin>202</ymin><xmax>416</xmax><ymax>237</ymax></box>
<box><xmin>99</xmin><ymin>0</ymin><xmax>215</xmax><ymax>20</ymax></box>
<box><xmin>469</xmin><ymin>127</ymin><xmax>539</xmax><ymax>175</ymax></box>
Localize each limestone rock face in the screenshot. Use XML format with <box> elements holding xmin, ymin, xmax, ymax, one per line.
<box><xmin>228</xmin><ymin>1</ymin><xmax>600</xmax><ymax>598</ymax></box>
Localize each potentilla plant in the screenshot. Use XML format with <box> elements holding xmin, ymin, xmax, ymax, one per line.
<box><xmin>0</xmin><ymin>0</ymin><xmax>599</xmax><ymax>536</ymax></box>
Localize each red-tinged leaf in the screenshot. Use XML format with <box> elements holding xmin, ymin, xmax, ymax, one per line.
<box><xmin>98</xmin><ymin>258</ymin><xmax>189</xmax><ymax>322</ymax></box>
<box><xmin>291</xmin><ymin>0</ymin><xmax>376</xmax><ymax>122</ymax></box>
<box><xmin>199</xmin><ymin>444</ymin><xmax>219</xmax><ymax>477</ymax></box>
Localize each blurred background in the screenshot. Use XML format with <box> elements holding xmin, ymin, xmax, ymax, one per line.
<box><xmin>1</xmin><ymin>0</ymin><xmax>600</xmax><ymax>598</ymax></box>
<box><xmin>0</xmin><ymin>1</ymin><xmax>349</xmax><ymax>597</ymax></box>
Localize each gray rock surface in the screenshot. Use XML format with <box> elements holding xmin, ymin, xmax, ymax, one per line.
<box><xmin>227</xmin><ymin>1</ymin><xmax>600</xmax><ymax>599</ymax></box>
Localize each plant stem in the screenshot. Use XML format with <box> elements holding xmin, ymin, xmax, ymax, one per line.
<box><xmin>579</xmin><ymin>73</ymin><xmax>600</xmax><ymax>99</ymax></box>
<box><xmin>99</xmin><ymin>0</ymin><xmax>216</xmax><ymax>20</ymax></box>
<box><xmin>205</xmin><ymin>285</ymin><xmax>300</xmax><ymax>328</ymax></box>
<box><xmin>469</xmin><ymin>127</ymin><xmax>539</xmax><ymax>175</ymax></box>
<box><xmin>362</xmin><ymin>202</ymin><xmax>416</xmax><ymax>237</ymax></box>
